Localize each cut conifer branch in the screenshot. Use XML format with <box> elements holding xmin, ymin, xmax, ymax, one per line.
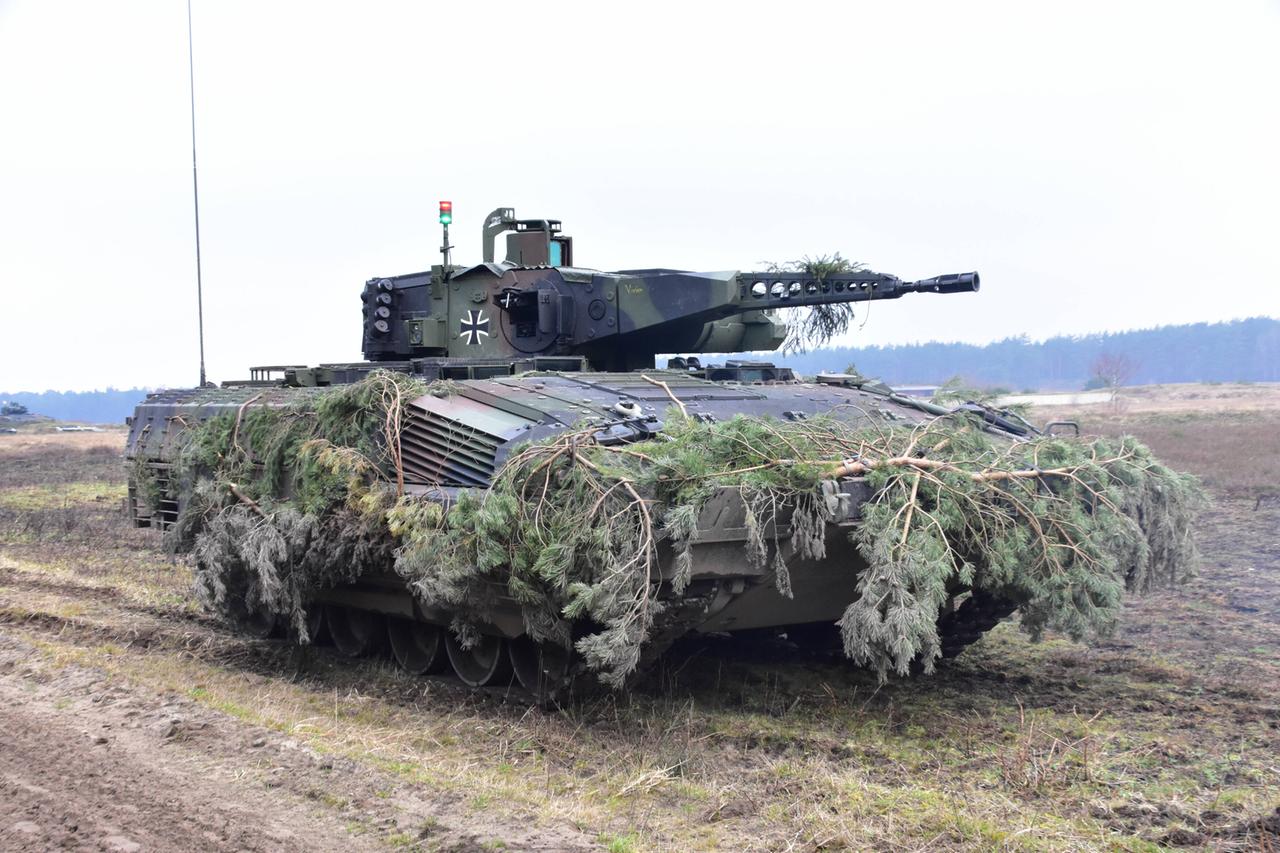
<box><xmin>154</xmin><ymin>372</ymin><xmax>1203</xmax><ymax>686</ymax></box>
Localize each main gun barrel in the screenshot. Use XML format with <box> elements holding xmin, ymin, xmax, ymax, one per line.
<box><xmin>734</xmin><ymin>270</ymin><xmax>979</xmax><ymax>311</ymax></box>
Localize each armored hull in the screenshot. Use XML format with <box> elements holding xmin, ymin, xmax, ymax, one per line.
<box><xmin>126</xmin><ymin>367</ymin><xmax>1019</xmax><ymax>696</ymax></box>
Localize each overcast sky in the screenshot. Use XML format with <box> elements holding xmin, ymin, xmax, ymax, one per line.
<box><xmin>1</xmin><ymin>0</ymin><xmax>1277</xmax><ymax>392</ymax></box>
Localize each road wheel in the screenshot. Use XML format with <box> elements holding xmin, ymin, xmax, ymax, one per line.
<box><xmin>230</xmin><ymin>599</ymin><xmax>279</xmax><ymax>639</ymax></box>
<box><xmin>388</xmin><ymin>618</ymin><xmax>447</xmax><ymax>675</ymax></box>
<box><xmin>508</xmin><ymin>636</ymin><xmax>572</xmax><ymax>703</ymax></box>
<box><xmin>327</xmin><ymin>606</ymin><xmax>385</xmax><ymax>658</ymax></box>
<box><xmin>303</xmin><ymin>605</ymin><xmax>328</xmax><ymax>645</ymax></box>
<box><xmin>445</xmin><ymin>631</ymin><xmax>513</xmax><ymax>688</ymax></box>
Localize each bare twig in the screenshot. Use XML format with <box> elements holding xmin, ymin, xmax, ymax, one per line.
<box><xmin>231</xmin><ymin>394</ymin><xmax>264</xmax><ymax>455</ymax></box>
<box><xmin>227</xmin><ymin>482</ymin><xmax>268</xmax><ymax>519</ymax></box>
<box><xmin>640</xmin><ymin>374</ymin><xmax>688</xmax><ymax>418</ymax></box>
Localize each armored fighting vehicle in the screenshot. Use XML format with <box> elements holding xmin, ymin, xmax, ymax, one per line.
<box><xmin>126</xmin><ymin>205</ymin><xmax>1016</xmax><ymax>696</ymax></box>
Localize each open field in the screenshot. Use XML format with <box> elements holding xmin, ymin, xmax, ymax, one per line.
<box><xmin>1050</xmin><ymin>382</ymin><xmax>1280</xmax><ymax>500</ymax></box>
<box><xmin>0</xmin><ymin>386</ymin><xmax>1277</xmax><ymax>851</ymax></box>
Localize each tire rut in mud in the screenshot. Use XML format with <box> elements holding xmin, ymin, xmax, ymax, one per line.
<box><xmin>0</xmin><ymin>629</ymin><xmax>595</xmax><ymax>852</ymax></box>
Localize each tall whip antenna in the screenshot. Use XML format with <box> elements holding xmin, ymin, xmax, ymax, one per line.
<box><xmin>186</xmin><ymin>0</ymin><xmax>207</xmax><ymax>386</ymax></box>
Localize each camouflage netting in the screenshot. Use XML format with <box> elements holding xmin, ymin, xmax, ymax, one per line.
<box><xmin>163</xmin><ymin>372</ymin><xmax>1204</xmax><ymax>685</ymax></box>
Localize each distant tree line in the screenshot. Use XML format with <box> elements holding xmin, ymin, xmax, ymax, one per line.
<box><xmin>769</xmin><ymin>317</ymin><xmax>1280</xmax><ymax>390</ymax></box>
<box><xmin>5</xmin><ymin>317</ymin><xmax>1278</xmax><ymax>423</ymax></box>
<box><xmin>0</xmin><ymin>388</ymin><xmax>150</xmax><ymax>425</ymax></box>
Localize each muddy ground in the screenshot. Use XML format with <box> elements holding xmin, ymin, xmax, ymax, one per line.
<box><xmin>0</xmin><ymin>390</ymin><xmax>1277</xmax><ymax>851</ymax></box>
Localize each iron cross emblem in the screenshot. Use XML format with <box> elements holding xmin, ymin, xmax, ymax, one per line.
<box><xmin>458</xmin><ymin>309</ymin><xmax>490</xmax><ymax>345</ymax></box>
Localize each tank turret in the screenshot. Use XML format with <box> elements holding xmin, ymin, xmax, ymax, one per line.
<box><xmin>361</xmin><ymin>206</ymin><xmax>978</xmax><ymax>372</ymax></box>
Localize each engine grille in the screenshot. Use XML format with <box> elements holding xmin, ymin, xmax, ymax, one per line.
<box><xmin>401</xmin><ymin>412</ymin><xmax>501</xmax><ymax>486</ymax></box>
<box><xmin>400</xmin><ymin>396</ymin><xmax>537</xmax><ymax>487</ymax></box>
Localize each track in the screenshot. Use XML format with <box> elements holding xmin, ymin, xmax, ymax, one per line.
<box><xmin>937</xmin><ymin>591</ymin><xmax>1020</xmax><ymax>660</ymax></box>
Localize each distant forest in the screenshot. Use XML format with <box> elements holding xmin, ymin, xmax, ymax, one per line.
<box><xmin>4</xmin><ymin>317</ymin><xmax>1277</xmax><ymax>423</ymax></box>
<box><xmin>770</xmin><ymin>317</ymin><xmax>1280</xmax><ymax>390</ymax></box>
<box><xmin>0</xmin><ymin>387</ymin><xmax>150</xmax><ymax>425</ymax></box>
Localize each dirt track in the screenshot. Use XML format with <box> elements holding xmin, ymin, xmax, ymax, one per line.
<box><xmin>0</xmin><ymin>609</ymin><xmax>592</xmax><ymax>853</ymax></box>
<box><xmin>0</xmin><ymin>619</ymin><xmax>601</xmax><ymax>853</ymax></box>
<box><xmin>0</xmin><ymin>630</ymin><xmax>383</xmax><ymax>852</ymax></box>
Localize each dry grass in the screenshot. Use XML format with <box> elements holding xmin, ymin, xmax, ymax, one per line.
<box><xmin>1</xmin><ymin>399</ymin><xmax>1278</xmax><ymax>852</ymax></box>
<box><xmin>0</xmin><ymin>427</ymin><xmax>126</xmax><ymax>455</ymax></box>
<box><xmin>1061</xmin><ymin>411</ymin><xmax>1280</xmax><ymax>499</ymax></box>
<box><xmin>1117</xmin><ymin>382</ymin><xmax>1280</xmax><ymax>414</ymax></box>
<box><xmin>1041</xmin><ymin>382</ymin><xmax>1280</xmax><ymax>499</ymax></box>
